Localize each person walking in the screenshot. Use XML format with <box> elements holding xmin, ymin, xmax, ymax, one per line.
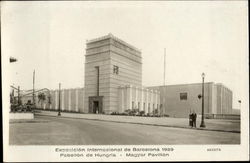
<box><xmin>189</xmin><ymin>112</ymin><xmax>193</xmax><ymax>127</ymax></box>
<box><xmin>192</xmin><ymin>110</ymin><xmax>197</xmax><ymax>128</ymax></box>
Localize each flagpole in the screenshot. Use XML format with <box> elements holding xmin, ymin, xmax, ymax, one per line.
<box><xmin>162</xmin><ymin>48</ymin><xmax>166</xmax><ymax>116</ymax></box>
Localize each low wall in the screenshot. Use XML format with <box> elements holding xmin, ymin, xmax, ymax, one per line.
<box><xmin>9</xmin><ymin>112</ymin><xmax>34</xmax><ymax>119</ymax></box>
<box><xmin>205</xmin><ymin>114</ymin><xmax>240</xmax><ymax>120</ymax></box>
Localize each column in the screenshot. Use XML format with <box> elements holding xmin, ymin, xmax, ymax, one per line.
<box><xmin>155</xmin><ymin>90</ymin><xmax>158</xmax><ymax>115</ymax></box>
<box><xmin>49</xmin><ymin>91</ymin><xmax>52</xmax><ymax>110</ymax></box>
<box><xmin>62</xmin><ymin>89</ymin><xmax>65</xmax><ymax>111</ymax></box>
<box><xmin>83</xmin><ymin>89</ymin><xmax>86</xmax><ymax>113</ymax></box>
<box><xmin>154</xmin><ymin>90</ymin><xmax>156</xmax><ymax>111</ymax></box>
<box><xmin>157</xmin><ymin>91</ymin><xmax>160</xmax><ymax>109</ymax></box>
<box><xmin>130</xmin><ymin>86</ymin><xmax>133</xmax><ymax>109</ymax></box>
<box><xmin>135</xmin><ymin>87</ymin><xmax>137</xmax><ymax>109</ymax></box>
<box><xmin>55</xmin><ymin>90</ymin><xmax>58</xmax><ymax>110</ymax></box>
<box><xmin>151</xmin><ymin>90</ymin><xmax>154</xmax><ymax>113</ymax></box>
<box><xmin>118</xmin><ymin>87</ymin><xmax>122</xmax><ymax>112</ymax></box>
<box><xmin>145</xmin><ymin>89</ymin><xmax>149</xmax><ymax>114</ymax></box>
<box><xmin>121</xmin><ymin>88</ymin><xmax>124</xmax><ymax>112</ymax></box>
<box><xmin>68</xmin><ymin>89</ymin><xmax>71</xmax><ymax>111</ymax></box>
<box><xmin>75</xmin><ymin>89</ymin><xmax>79</xmax><ymax>112</ymax></box>
<box><xmin>127</xmin><ymin>85</ymin><xmax>132</xmax><ymax>110</ymax></box>
<box><xmin>140</xmin><ymin>87</ymin><xmax>144</xmax><ymax>111</ymax></box>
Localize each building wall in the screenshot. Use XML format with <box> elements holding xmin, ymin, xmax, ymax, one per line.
<box><xmin>216</xmin><ymin>84</ymin><xmax>233</xmax><ymax>114</ymax></box>
<box><xmin>84</xmin><ymin>34</ymin><xmax>142</xmax><ymax>114</ymax></box>
<box><xmin>149</xmin><ymin>83</ymin><xmax>214</xmax><ymax>118</ymax></box>
<box><xmin>50</xmin><ymin>88</ymin><xmax>84</xmax><ymax>112</ymax></box>
<box><xmin>232</xmin><ymin>109</ymin><xmax>240</xmax><ymax>115</ymax></box>
<box><xmin>84</xmin><ymin>45</ymin><xmax>111</xmax><ymax>113</ymax></box>
<box><xmin>211</xmin><ymin>83</ymin><xmax>218</xmax><ymax>114</ymax></box>
<box><xmin>148</xmin><ymin>82</ymin><xmax>233</xmax><ymax>118</ymax></box>
<box><xmin>108</xmin><ymin>36</ymin><xmax>142</xmax><ymax>113</ymax></box>
<box><xmin>20</xmin><ymin>88</ymin><xmax>85</xmax><ymax>112</ymax></box>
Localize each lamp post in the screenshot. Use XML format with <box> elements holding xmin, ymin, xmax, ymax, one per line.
<box><xmin>200</xmin><ymin>72</ymin><xmax>206</xmax><ymax>128</ymax></box>
<box><xmin>33</xmin><ymin>70</ymin><xmax>36</xmax><ymax>108</ymax></box>
<box><xmin>17</xmin><ymin>86</ymin><xmax>20</xmax><ymax>106</ymax></box>
<box><xmin>58</xmin><ymin>83</ymin><xmax>61</xmax><ymax>116</ymax></box>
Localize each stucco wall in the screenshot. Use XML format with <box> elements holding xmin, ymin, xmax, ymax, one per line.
<box><xmin>148</xmin><ymin>82</ymin><xmax>233</xmax><ymax>118</ymax></box>
<box><xmin>149</xmin><ymin>83</ymin><xmax>214</xmax><ymax>118</ymax></box>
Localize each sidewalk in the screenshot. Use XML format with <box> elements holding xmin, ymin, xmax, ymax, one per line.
<box><xmin>34</xmin><ymin>110</ymin><xmax>240</xmax><ymax>133</ymax></box>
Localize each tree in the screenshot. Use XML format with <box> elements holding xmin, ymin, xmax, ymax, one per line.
<box><xmin>38</xmin><ymin>92</ymin><xmax>46</xmax><ymax>109</ymax></box>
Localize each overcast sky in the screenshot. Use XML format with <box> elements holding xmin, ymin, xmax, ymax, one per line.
<box><xmin>2</xmin><ymin>1</ymin><xmax>248</xmax><ymax>109</ymax></box>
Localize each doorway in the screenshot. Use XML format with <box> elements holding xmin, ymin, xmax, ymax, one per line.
<box><xmin>89</xmin><ymin>96</ymin><xmax>103</xmax><ymax>114</ymax></box>
<box><xmin>93</xmin><ymin>101</ymin><xmax>99</xmax><ymax>114</ymax></box>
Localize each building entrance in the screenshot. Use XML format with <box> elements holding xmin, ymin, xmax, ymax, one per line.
<box><xmin>93</xmin><ymin>101</ymin><xmax>99</xmax><ymax>114</ymax></box>
<box><xmin>89</xmin><ymin>96</ymin><xmax>103</xmax><ymax>114</ymax></box>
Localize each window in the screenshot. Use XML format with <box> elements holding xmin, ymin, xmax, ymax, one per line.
<box><xmin>180</xmin><ymin>92</ymin><xmax>188</xmax><ymax>100</ymax></box>
<box><xmin>113</xmin><ymin>65</ymin><xmax>119</xmax><ymax>74</ymax></box>
<box><xmin>132</xmin><ymin>101</ymin><xmax>134</xmax><ymax>109</ymax></box>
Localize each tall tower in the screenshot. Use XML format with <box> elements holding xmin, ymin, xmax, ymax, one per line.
<box><xmin>84</xmin><ymin>34</ymin><xmax>142</xmax><ymax>114</ymax></box>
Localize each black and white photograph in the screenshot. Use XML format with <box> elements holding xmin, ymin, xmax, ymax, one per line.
<box><xmin>2</xmin><ymin>0</ymin><xmax>249</xmax><ymax>162</ymax></box>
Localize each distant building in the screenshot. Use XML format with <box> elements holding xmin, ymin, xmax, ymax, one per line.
<box><xmin>149</xmin><ymin>82</ymin><xmax>233</xmax><ymax>118</ymax></box>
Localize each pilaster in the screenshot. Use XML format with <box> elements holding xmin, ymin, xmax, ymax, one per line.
<box><xmin>68</xmin><ymin>89</ymin><xmax>71</xmax><ymax>111</ymax></box>
<box><xmin>55</xmin><ymin>91</ymin><xmax>58</xmax><ymax>110</ymax></box>
<box><xmin>75</xmin><ymin>89</ymin><xmax>79</xmax><ymax>112</ymax></box>
<box><xmin>62</xmin><ymin>90</ymin><xmax>65</xmax><ymax>111</ymax></box>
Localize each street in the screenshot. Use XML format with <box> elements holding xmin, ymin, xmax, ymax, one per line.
<box><xmin>9</xmin><ymin>115</ymin><xmax>240</xmax><ymax>145</ymax></box>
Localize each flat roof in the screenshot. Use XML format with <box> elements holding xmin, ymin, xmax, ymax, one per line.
<box><xmin>147</xmin><ymin>82</ymin><xmax>232</xmax><ymax>91</ymax></box>
<box><xmin>86</xmin><ymin>33</ymin><xmax>141</xmax><ymax>53</ymax></box>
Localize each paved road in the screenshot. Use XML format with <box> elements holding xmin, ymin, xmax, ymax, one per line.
<box><xmin>9</xmin><ymin>115</ymin><xmax>240</xmax><ymax>145</ymax></box>
<box><xmin>34</xmin><ymin>110</ymin><xmax>241</xmax><ymax>133</ymax></box>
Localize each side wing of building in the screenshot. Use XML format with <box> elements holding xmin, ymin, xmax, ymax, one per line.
<box><xmin>148</xmin><ymin>82</ymin><xmax>233</xmax><ymax>118</ymax></box>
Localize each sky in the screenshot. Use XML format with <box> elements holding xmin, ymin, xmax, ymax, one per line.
<box><xmin>2</xmin><ymin>1</ymin><xmax>248</xmax><ymax>109</ymax></box>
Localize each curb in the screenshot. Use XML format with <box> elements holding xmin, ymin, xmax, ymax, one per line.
<box><xmin>9</xmin><ymin>120</ymin><xmax>49</xmax><ymax>123</ymax></box>
<box><xmin>35</xmin><ymin>113</ymin><xmax>240</xmax><ymax>134</ymax></box>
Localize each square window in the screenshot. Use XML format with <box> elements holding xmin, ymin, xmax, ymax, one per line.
<box><xmin>113</xmin><ymin>65</ymin><xmax>119</xmax><ymax>74</ymax></box>
<box><xmin>180</xmin><ymin>93</ymin><xmax>188</xmax><ymax>100</ymax></box>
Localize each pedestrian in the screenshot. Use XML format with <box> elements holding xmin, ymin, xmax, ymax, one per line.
<box><xmin>192</xmin><ymin>110</ymin><xmax>197</xmax><ymax>128</ymax></box>
<box><xmin>189</xmin><ymin>112</ymin><xmax>193</xmax><ymax>127</ymax></box>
